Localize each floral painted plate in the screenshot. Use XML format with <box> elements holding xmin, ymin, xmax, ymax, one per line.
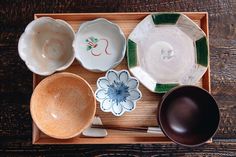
<box><xmin>73</xmin><ymin>18</ymin><xmax>126</xmax><ymax>72</ymax></box>
<box><xmin>95</xmin><ymin>70</ymin><xmax>142</xmax><ymax>116</ymax></box>
<box><xmin>127</xmin><ymin>13</ymin><xmax>209</xmax><ymax>93</ymax></box>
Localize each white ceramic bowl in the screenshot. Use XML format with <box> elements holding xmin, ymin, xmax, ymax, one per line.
<box><xmin>73</xmin><ymin>18</ymin><xmax>126</xmax><ymax>72</ymax></box>
<box><xmin>18</xmin><ymin>17</ymin><xmax>75</xmax><ymax>75</ymax></box>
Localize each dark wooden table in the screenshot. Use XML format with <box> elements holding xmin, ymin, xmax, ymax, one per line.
<box><xmin>0</xmin><ymin>0</ymin><xmax>235</xmax><ymax>156</ymax></box>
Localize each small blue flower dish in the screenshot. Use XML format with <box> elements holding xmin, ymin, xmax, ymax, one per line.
<box><xmin>95</xmin><ymin>70</ymin><xmax>142</xmax><ymax>116</ymax></box>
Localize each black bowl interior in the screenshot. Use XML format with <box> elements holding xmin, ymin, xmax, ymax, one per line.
<box><xmin>159</xmin><ymin>86</ymin><xmax>220</xmax><ymax>146</ymax></box>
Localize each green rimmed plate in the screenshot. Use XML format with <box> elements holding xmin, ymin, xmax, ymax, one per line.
<box><xmin>127</xmin><ymin>13</ymin><xmax>209</xmax><ymax>93</ymax></box>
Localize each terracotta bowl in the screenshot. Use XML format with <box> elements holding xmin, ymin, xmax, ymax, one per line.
<box><xmin>158</xmin><ymin>85</ymin><xmax>220</xmax><ymax>147</ymax></box>
<box><xmin>30</xmin><ymin>72</ymin><xmax>96</xmax><ymax>139</ymax></box>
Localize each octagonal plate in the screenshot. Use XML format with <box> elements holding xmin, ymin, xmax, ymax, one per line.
<box><xmin>127</xmin><ymin>13</ymin><xmax>209</xmax><ymax>93</ymax></box>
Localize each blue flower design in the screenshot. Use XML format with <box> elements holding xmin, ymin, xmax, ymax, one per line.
<box><xmin>95</xmin><ymin>70</ymin><xmax>142</xmax><ymax>116</ymax></box>
<box><xmin>107</xmin><ymin>81</ymin><xmax>130</xmax><ymax>104</ymax></box>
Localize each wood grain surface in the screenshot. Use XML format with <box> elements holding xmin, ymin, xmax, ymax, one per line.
<box><xmin>32</xmin><ymin>12</ymin><xmax>211</xmax><ymax>144</ymax></box>
<box><xmin>0</xmin><ymin>0</ymin><xmax>235</xmax><ymax>156</ymax></box>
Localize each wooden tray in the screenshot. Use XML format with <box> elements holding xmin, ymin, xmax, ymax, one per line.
<box><xmin>32</xmin><ymin>12</ymin><xmax>210</xmax><ymax>144</ymax></box>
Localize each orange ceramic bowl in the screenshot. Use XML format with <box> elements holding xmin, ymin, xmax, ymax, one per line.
<box><xmin>30</xmin><ymin>72</ymin><xmax>96</xmax><ymax>139</ymax></box>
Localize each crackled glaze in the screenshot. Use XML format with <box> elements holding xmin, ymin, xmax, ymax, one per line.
<box><xmin>30</xmin><ymin>73</ymin><xmax>96</xmax><ymax>139</ymax></box>
<box><xmin>18</xmin><ymin>17</ymin><xmax>75</xmax><ymax>75</ymax></box>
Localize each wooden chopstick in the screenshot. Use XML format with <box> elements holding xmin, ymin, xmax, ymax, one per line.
<box><xmin>91</xmin><ymin>125</ymin><xmax>149</xmax><ymax>133</ymax></box>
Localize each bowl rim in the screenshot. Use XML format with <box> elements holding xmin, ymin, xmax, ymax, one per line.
<box><xmin>30</xmin><ymin>72</ymin><xmax>96</xmax><ymax>139</ymax></box>
<box><xmin>158</xmin><ymin>85</ymin><xmax>220</xmax><ymax>147</ymax></box>
<box><xmin>73</xmin><ymin>18</ymin><xmax>126</xmax><ymax>72</ymax></box>
<box><xmin>18</xmin><ymin>17</ymin><xmax>75</xmax><ymax>76</ymax></box>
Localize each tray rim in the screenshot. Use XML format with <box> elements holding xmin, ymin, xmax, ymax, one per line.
<box><xmin>32</xmin><ymin>12</ymin><xmax>211</xmax><ymax>144</ymax></box>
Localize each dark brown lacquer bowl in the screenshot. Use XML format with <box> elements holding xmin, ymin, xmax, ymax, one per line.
<box><xmin>158</xmin><ymin>86</ymin><xmax>220</xmax><ymax>147</ymax></box>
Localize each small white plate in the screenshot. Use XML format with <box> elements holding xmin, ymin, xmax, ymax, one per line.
<box><xmin>95</xmin><ymin>70</ymin><xmax>142</xmax><ymax>116</ymax></box>
<box><xmin>73</xmin><ymin>18</ymin><xmax>126</xmax><ymax>72</ymax></box>
<box><xmin>127</xmin><ymin>13</ymin><xmax>209</xmax><ymax>93</ymax></box>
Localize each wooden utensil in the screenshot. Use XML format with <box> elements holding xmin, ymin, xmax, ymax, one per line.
<box><xmin>91</xmin><ymin>125</ymin><xmax>163</xmax><ymax>134</ymax></box>
<box><xmin>158</xmin><ymin>85</ymin><xmax>220</xmax><ymax>147</ymax></box>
